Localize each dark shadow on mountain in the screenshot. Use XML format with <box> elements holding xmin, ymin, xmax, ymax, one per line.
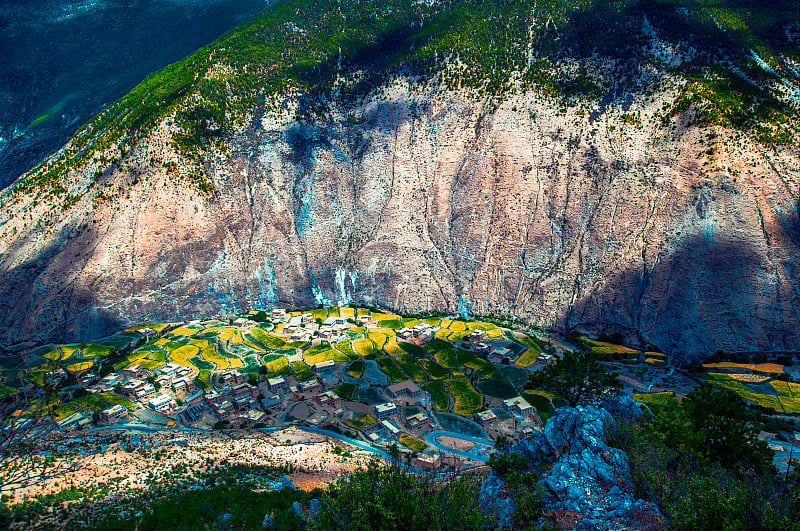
<box><xmin>563</xmin><ymin>230</ymin><xmax>800</xmax><ymax>364</ymax></box>
<box><xmin>0</xmin><ymin>237</ymin><xmax>124</xmax><ymax>346</ymax></box>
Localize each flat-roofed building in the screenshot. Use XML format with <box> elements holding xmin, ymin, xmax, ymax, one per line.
<box><xmin>503</xmin><ymin>396</ymin><xmax>534</xmax><ymax>416</ymax></box>
<box><xmin>101</xmin><ymin>404</ymin><xmax>128</xmax><ymax>423</ymax></box>
<box><xmin>314</xmin><ymin>360</ymin><xmax>336</xmax><ymax>373</ymax></box>
<box><xmin>149</xmin><ymin>394</ymin><xmax>175</xmax><ymax>413</ymax></box>
<box><xmin>476</xmin><ymin>409</ymin><xmax>498</xmax><ymax>424</ymax></box>
<box><xmin>268</xmin><ymin>376</ymin><xmax>287</xmax><ymax>392</ymax></box>
<box><xmin>387</xmin><ymin>380</ymin><xmax>422</xmax><ymax>399</ymax></box>
<box><xmin>406</xmin><ymin>411</ymin><xmax>431</xmax><ymax>429</ymax></box>
<box><xmin>380</xmin><ymin>419</ymin><xmax>401</xmax><ymax>437</ymax></box>
<box><xmin>375</xmin><ymin>402</ymin><xmax>398</xmax><ymax>418</ymax></box>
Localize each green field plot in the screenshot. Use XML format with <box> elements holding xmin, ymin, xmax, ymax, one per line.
<box><xmin>44</xmin><ymin>345</ymin><xmax>80</xmax><ymax>361</ymax></box>
<box><xmin>81</xmin><ymin>344</ymin><xmax>115</xmax><ymax>358</ymax></box>
<box><xmin>126</xmin><ymin>323</ymin><xmax>168</xmax><ymax>332</ymax></box>
<box><xmin>424</xmin><ymin>339</ymin><xmax>451</xmax><ymax>353</ymax></box>
<box><xmin>96</xmin><ymin>332</ymin><xmax>142</xmax><ymax>349</ymax></box>
<box><xmin>292</xmin><ymin>361</ymin><xmax>313</xmax><ymax>381</ymax></box>
<box><xmin>138</xmin><ymin>359</ymin><xmax>164</xmax><ymax>370</ymax></box>
<box><xmin>250</xmin><ymin>328</ymin><xmax>286</xmax><ymax>348</ymax></box>
<box><xmin>170</xmin><ymin>326</ymin><xmax>202</xmax><ymax>336</ymax></box>
<box><xmin>435</xmin><ymin>348</ymin><xmax>461</xmax><ymax>369</ymax></box>
<box><xmin>435</xmin><ymin>328</ymin><xmax>454</xmax><ymax>341</ymax></box>
<box><xmin>476</xmin><ymin>379</ymin><xmax>517</xmax><ymax>399</ymax></box>
<box><xmin>444</xmin><ymin>320</ymin><xmax>469</xmax><ymax>341</ymax></box>
<box><xmin>456</xmin><ymin>349</ymin><xmax>496</xmax><ymax>376</ymax></box>
<box><xmin>401</xmin><ymin>318</ymin><xmax>421</xmax><ymax>327</ymax></box>
<box><xmin>113</xmin><ymin>350</ymin><xmax>150</xmax><ymax>371</ymax></box>
<box><xmin>579</xmin><ymin>336</ymin><xmax>639</xmax><ymax>355</ymax></box>
<box><xmin>347</xmin><ymin>360</ymin><xmax>364</xmax><ymax>379</ymax></box>
<box><xmin>418</xmin><ymin>358</ymin><xmax>449</xmax><ymax>379</ymax></box>
<box><xmin>367</xmin><ymin>330</ymin><xmax>390</xmax><ymax>350</ymax></box>
<box><xmin>304</xmin><ymin>345</ymin><xmax>335</xmax><ymax>365</ymax></box>
<box><xmin>377</xmin><ymin>357</ymin><xmax>407</xmax><ymax>383</ymax></box>
<box><xmin>399</xmin><ymin>433</ymin><xmax>427</xmax><ymax>452</ymax></box>
<box><xmin>446</xmin><ymin>378</ymin><xmax>482</xmax><ymax>416</ymax></box>
<box><xmin>395</xmin><ymin>355</ymin><xmax>427</xmax><ymax>382</ymax></box>
<box><xmin>311</xmin><ymin>308</ymin><xmax>329</xmax><ymax>321</ymax></box>
<box><xmin>69</xmin><ymin>394</ymin><xmax>109</xmax><ymax>411</ymax></box>
<box><xmin>523</xmin><ymin>390</ymin><xmax>556</xmax><ymax>421</ymax></box>
<box><xmin>498</xmin><ymin>365</ymin><xmax>527</xmax><ymax>389</ymax></box>
<box><xmin>66</xmin><ymin>361</ymin><xmax>93</xmax><ymax>372</ymax></box>
<box><xmin>335</xmin><ymin>383</ymin><xmax>357</xmax><ymax>400</ymax></box>
<box><xmin>283</xmin><ymin>341</ymin><xmax>308</xmax><ymax>349</ymax></box>
<box><xmin>423</xmin><ymin>380</ymin><xmax>450</xmax><ymax>411</ymax></box>
<box><xmin>197</xmin><ymin>370</ymin><xmax>212</xmax><ymax>388</ymax></box>
<box><xmin>0</xmin><ymin>385</ymin><xmax>18</xmax><ymax>398</ymax></box>
<box><xmin>517</xmin><ymin>335</ymin><xmax>543</xmax><ymax>349</ymax></box>
<box><xmin>398</xmin><ymin>342</ymin><xmax>426</xmax><ymax>357</ymax></box>
<box><xmin>352</xmin><ymin>338</ymin><xmax>376</xmax><ymax>357</ymax></box>
<box><xmin>333</xmin><ymin>340</ymin><xmax>359</xmax><ymax>360</ymax></box>
<box><xmin>265</xmin><ymin>355</ymin><xmax>291</xmax><ymax>375</ymax></box>
<box><xmin>344</xmin><ymin>411</ymin><xmax>376</xmax><ymax>429</ymax></box>
<box><xmin>327</xmin><ymin>306</ymin><xmax>341</xmax><ymax>317</ymax></box>
<box><xmin>371</xmin><ymin>311</ymin><xmax>401</xmax><ymax>322</ymax></box>
<box><xmin>632</xmin><ymin>392</ymin><xmax>677</xmax><ymax>411</ymax></box>
<box><xmin>190</xmin><ymin>357</ymin><xmax>215</xmax><ymax>371</ymax></box>
<box><xmin>516</xmin><ymin>348</ymin><xmax>541</xmax><ymax>367</ymax></box>
<box><xmin>99</xmin><ymin>392</ymin><xmax>136</xmax><ymax>410</ymax></box>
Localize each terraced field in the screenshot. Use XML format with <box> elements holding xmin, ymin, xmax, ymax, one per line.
<box><xmin>446</xmin><ymin>378</ymin><xmax>482</xmax><ymax>416</ymax></box>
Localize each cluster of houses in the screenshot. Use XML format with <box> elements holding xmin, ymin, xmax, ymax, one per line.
<box><xmin>47</xmin><ymin>309</ymin><xmax>547</xmax><ymax>472</ymax></box>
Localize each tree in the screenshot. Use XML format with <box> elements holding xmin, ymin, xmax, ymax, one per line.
<box><xmin>527</xmin><ymin>350</ymin><xmax>621</xmax><ymax>406</ymax></box>
<box><xmin>647</xmin><ymin>382</ymin><xmax>774</xmax><ymax>472</ymax></box>
<box><xmin>308</xmin><ymin>461</ymin><xmax>487</xmax><ymax>530</ymax></box>
<box><xmin>0</xmin><ymin>377</ymin><xmax>74</xmax><ymax>494</ymax></box>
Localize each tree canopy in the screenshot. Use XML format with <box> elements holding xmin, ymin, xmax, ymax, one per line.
<box><xmin>308</xmin><ymin>461</ymin><xmax>486</xmax><ymax>530</ymax></box>
<box><xmin>527</xmin><ymin>350</ymin><xmax>621</xmax><ymax>407</ymax></box>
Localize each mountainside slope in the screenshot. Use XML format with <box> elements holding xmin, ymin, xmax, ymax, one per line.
<box><xmin>1</xmin><ymin>0</ymin><xmax>799</xmax><ymax>362</ymax></box>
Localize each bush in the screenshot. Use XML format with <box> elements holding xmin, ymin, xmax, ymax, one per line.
<box><xmin>308</xmin><ymin>462</ymin><xmax>487</xmax><ymax>530</ymax></box>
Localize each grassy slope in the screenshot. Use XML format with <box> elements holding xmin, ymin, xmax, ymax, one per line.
<box><xmin>15</xmin><ymin>0</ymin><xmax>797</xmax><ymax>204</ymax></box>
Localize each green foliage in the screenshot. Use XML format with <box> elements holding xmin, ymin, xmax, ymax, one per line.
<box><xmin>527</xmin><ymin>350</ymin><xmax>621</xmax><ymax>407</ymax></box>
<box><xmin>87</xmin><ymin>484</ymin><xmax>304</xmax><ymax>530</ymax></box>
<box><xmin>376</xmin><ymin>357</ymin><xmax>407</xmax><ymax>383</ymax></box>
<box><xmin>308</xmin><ymin>462</ymin><xmax>487</xmax><ymax>530</ymax></box>
<box><xmin>646</xmin><ymin>383</ymin><xmax>774</xmax><ymax>473</ymax></box>
<box><xmin>607</xmin><ymin>415</ymin><xmax>799</xmax><ymax>530</ymax></box>
<box><xmin>423</xmin><ymin>380</ymin><xmax>450</xmax><ymax>411</ymax></box>
<box><xmin>333</xmin><ymin>383</ymin><xmax>357</xmax><ymax>400</ymax></box>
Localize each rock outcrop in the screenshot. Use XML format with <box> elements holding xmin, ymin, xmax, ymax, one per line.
<box><xmin>0</xmin><ymin>81</ymin><xmax>797</xmax><ymax>361</ymax></box>
<box><xmin>505</xmin><ymin>404</ymin><xmax>664</xmax><ymax>530</ymax></box>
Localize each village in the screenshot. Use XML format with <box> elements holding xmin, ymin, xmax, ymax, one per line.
<box><xmin>42</xmin><ymin>308</ymin><xmax>551</xmax><ymax>474</ymax></box>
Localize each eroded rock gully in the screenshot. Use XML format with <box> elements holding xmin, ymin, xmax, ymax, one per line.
<box><xmin>1</xmin><ymin>84</ymin><xmax>798</xmax><ymax>362</ymax></box>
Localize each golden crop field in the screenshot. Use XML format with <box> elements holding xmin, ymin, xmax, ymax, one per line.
<box><xmin>170</xmin><ymin>345</ymin><xmax>200</xmax><ymax>369</ymax></box>
<box><xmin>170</xmin><ymin>326</ymin><xmax>201</xmax><ymax>336</ymax></box>
<box><xmin>383</xmin><ymin>337</ymin><xmax>405</xmax><ymax>356</ymax></box>
<box><xmin>353</xmin><ymin>338</ymin><xmax>375</xmax><ymax>356</ymax></box>
<box><xmin>201</xmin><ymin>346</ymin><xmax>228</xmax><ymax>369</ymax></box>
<box><xmin>66</xmin><ymin>361</ymin><xmax>93</xmax><ymax>372</ymax></box>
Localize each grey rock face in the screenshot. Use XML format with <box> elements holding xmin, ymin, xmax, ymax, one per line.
<box><xmin>506</xmin><ymin>403</ymin><xmax>664</xmax><ymax>530</ymax></box>
<box><xmin>1</xmin><ymin>84</ymin><xmax>798</xmax><ymax>361</ymax></box>
<box><xmin>479</xmin><ymin>473</ymin><xmax>517</xmax><ymax>528</ymax></box>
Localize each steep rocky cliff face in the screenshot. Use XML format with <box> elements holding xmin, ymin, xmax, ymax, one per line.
<box><xmin>0</xmin><ymin>0</ymin><xmax>798</xmax><ymax>362</ymax></box>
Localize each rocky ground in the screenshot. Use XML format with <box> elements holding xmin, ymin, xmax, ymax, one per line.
<box><xmin>481</xmin><ymin>398</ymin><xmax>664</xmax><ymax>530</ymax></box>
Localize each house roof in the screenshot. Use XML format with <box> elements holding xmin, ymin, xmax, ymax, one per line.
<box><xmin>387</xmin><ymin>380</ymin><xmax>421</xmax><ymax>396</ymax></box>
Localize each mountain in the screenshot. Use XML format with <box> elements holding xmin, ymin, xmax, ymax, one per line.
<box><xmin>0</xmin><ymin>0</ymin><xmax>268</xmax><ymax>189</ymax></box>
<box><xmin>0</xmin><ymin>0</ymin><xmax>798</xmax><ymax>363</ymax></box>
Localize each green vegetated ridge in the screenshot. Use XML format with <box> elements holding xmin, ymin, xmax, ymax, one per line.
<box><xmin>14</xmin><ymin>0</ymin><xmax>798</xmax><ymax>205</ymax></box>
